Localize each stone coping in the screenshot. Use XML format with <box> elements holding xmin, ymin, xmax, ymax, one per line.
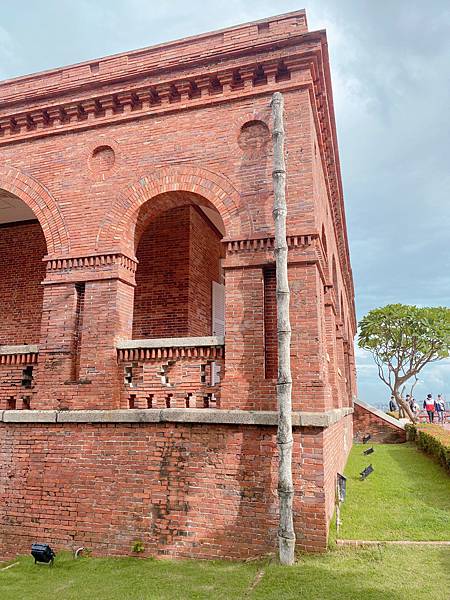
<box><xmin>116</xmin><ymin>336</ymin><xmax>225</xmax><ymax>350</ymax></box>
<box><xmin>0</xmin><ymin>344</ymin><xmax>39</xmax><ymax>355</ymax></box>
<box><xmin>0</xmin><ymin>406</ymin><xmax>353</xmax><ymax>427</ymax></box>
<box><xmin>354</xmin><ymin>398</ymin><xmax>406</xmax><ymax>430</ymax></box>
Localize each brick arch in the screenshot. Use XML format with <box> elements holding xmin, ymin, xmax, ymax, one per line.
<box><xmin>0</xmin><ymin>165</ymin><xmax>69</xmax><ymax>255</ymax></box>
<box><xmin>96</xmin><ymin>165</ymin><xmax>251</xmax><ymax>255</ymax></box>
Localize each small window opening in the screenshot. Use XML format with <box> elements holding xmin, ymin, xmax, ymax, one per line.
<box><xmin>21</xmin><ymin>365</ymin><xmax>33</xmax><ymax>389</ymax></box>
<box><xmin>22</xmin><ymin>396</ymin><xmax>31</xmax><ymax>410</ymax></box>
<box><xmin>185</xmin><ymin>393</ymin><xmax>193</xmax><ymax>408</ymax></box>
<box><xmin>124</xmin><ymin>366</ymin><xmax>133</xmax><ymax>386</ymax></box>
<box><xmin>147</xmin><ymin>394</ymin><xmax>154</xmax><ymax>409</ymax></box>
<box><xmin>203</xmin><ymin>393</ymin><xmax>216</xmax><ymax>408</ymax></box>
<box><xmin>7</xmin><ymin>397</ymin><xmax>16</xmax><ymax>410</ymax></box>
<box><xmin>166</xmin><ymin>394</ymin><xmax>173</xmax><ymax>408</ymax></box>
<box><xmin>200</xmin><ymin>364</ymin><xmax>207</xmax><ymax>384</ymax></box>
<box><xmin>128</xmin><ymin>394</ymin><xmax>136</xmax><ymax>409</ymax></box>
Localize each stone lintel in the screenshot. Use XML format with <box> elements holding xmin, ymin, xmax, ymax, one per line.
<box><xmin>0</xmin><ymin>407</ymin><xmax>353</xmax><ymax>426</ymax></box>
<box><xmin>116</xmin><ymin>336</ymin><xmax>225</xmax><ymax>350</ymax></box>
<box><xmin>2</xmin><ymin>410</ymin><xmax>57</xmax><ymax>423</ymax></box>
<box><xmin>0</xmin><ymin>344</ymin><xmax>39</xmax><ymax>355</ymax></box>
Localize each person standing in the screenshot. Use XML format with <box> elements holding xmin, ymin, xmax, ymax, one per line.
<box><xmin>389</xmin><ymin>396</ymin><xmax>396</xmax><ymax>412</ymax></box>
<box><xmin>410</xmin><ymin>397</ymin><xmax>419</xmax><ymax>417</ymax></box>
<box><xmin>436</xmin><ymin>394</ymin><xmax>446</xmax><ymax>424</ymax></box>
<box><xmin>423</xmin><ymin>394</ymin><xmax>436</xmax><ymax>423</ymax></box>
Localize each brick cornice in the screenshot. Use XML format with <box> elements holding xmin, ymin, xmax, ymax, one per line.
<box><xmin>0</xmin><ymin>11</ymin><xmax>309</xmax><ymax>107</ymax></box>
<box><xmin>43</xmin><ymin>251</ymin><xmax>137</xmax><ymax>286</ymax></box>
<box><xmin>223</xmin><ymin>233</ymin><xmax>329</xmax><ymax>284</ymax></box>
<box><xmin>0</xmin><ymin>55</ymin><xmax>311</xmax><ymax>146</ymax></box>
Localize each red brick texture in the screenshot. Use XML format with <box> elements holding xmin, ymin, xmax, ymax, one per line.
<box><xmin>353</xmin><ymin>403</ymin><xmax>406</xmax><ymax>444</ymax></box>
<box><xmin>0</xmin><ymin>422</ymin><xmax>347</xmax><ymax>560</ymax></box>
<box><xmin>0</xmin><ymin>11</ymin><xmax>357</xmax><ymax>559</ymax></box>
<box><xmin>133</xmin><ymin>206</ymin><xmax>222</xmax><ymax>339</ymax></box>
<box><xmin>0</xmin><ymin>221</ymin><xmax>46</xmax><ymax>345</ymax></box>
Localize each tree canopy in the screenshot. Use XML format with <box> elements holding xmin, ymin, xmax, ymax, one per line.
<box><xmin>358</xmin><ymin>304</ymin><xmax>450</xmax><ymax>420</ymax></box>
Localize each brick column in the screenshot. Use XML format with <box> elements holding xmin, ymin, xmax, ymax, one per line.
<box><xmin>35</xmin><ymin>255</ymin><xmax>136</xmax><ymax>409</ymax></box>
<box><xmin>324</xmin><ymin>290</ymin><xmax>339</xmax><ymax>409</ymax></box>
<box><xmin>289</xmin><ymin>263</ymin><xmax>328</xmax><ymax>412</ymax></box>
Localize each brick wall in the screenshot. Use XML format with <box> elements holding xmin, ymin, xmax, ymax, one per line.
<box><xmin>0</xmin><ymin>222</ymin><xmax>46</xmax><ymax>345</ymax></box>
<box><xmin>133</xmin><ymin>206</ymin><xmax>222</xmax><ymax>339</ymax></box>
<box><xmin>353</xmin><ymin>402</ymin><xmax>406</xmax><ymax>443</ymax></box>
<box><xmin>133</xmin><ymin>207</ymin><xmax>190</xmax><ymax>338</ymax></box>
<box><xmin>0</xmin><ymin>360</ymin><xmax>37</xmax><ymax>408</ymax></box>
<box><xmin>0</xmin><ymin>422</ymin><xmax>332</xmax><ymax>561</ymax></box>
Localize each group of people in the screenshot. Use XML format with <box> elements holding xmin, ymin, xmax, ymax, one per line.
<box><xmin>389</xmin><ymin>393</ymin><xmax>447</xmax><ymax>424</ymax></box>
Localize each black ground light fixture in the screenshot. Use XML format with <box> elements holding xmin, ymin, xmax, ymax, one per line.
<box><xmin>362</xmin><ymin>434</ymin><xmax>371</xmax><ymax>444</ymax></box>
<box><xmin>363</xmin><ymin>446</ymin><xmax>374</xmax><ymax>456</ymax></box>
<box><xmin>31</xmin><ymin>544</ymin><xmax>56</xmax><ymax>566</ymax></box>
<box><xmin>360</xmin><ymin>464</ymin><xmax>374</xmax><ymax>480</ymax></box>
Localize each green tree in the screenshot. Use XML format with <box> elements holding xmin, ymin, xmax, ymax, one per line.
<box><xmin>358</xmin><ymin>304</ymin><xmax>450</xmax><ymax>421</ymax></box>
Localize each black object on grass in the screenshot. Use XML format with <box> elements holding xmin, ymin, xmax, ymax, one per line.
<box><xmin>363</xmin><ymin>446</ymin><xmax>374</xmax><ymax>456</ymax></box>
<box><xmin>31</xmin><ymin>544</ymin><xmax>55</xmax><ymax>566</ymax></box>
<box><xmin>360</xmin><ymin>464</ymin><xmax>374</xmax><ymax>480</ymax></box>
<box><xmin>362</xmin><ymin>434</ymin><xmax>371</xmax><ymax>444</ymax></box>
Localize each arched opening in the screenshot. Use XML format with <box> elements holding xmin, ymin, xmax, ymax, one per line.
<box><xmin>132</xmin><ymin>192</ymin><xmax>226</xmax><ymax>339</ymax></box>
<box><xmin>0</xmin><ymin>190</ymin><xmax>47</xmax><ymax>345</ymax></box>
<box><xmin>119</xmin><ymin>191</ymin><xmax>226</xmax><ymax>409</ymax></box>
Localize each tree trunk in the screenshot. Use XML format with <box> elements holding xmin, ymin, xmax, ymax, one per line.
<box><xmin>394</xmin><ymin>389</ymin><xmax>416</xmax><ymax>423</ymax></box>
<box><xmin>271</xmin><ymin>91</ymin><xmax>295</xmax><ymax>565</ymax></box>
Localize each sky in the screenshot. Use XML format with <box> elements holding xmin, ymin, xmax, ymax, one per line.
<box><xmin>1</xmin><ymin>1</ymin><xmax>449</xmax><ymax>408</ymax></box>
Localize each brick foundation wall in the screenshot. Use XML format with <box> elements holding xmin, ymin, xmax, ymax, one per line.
<box><xmin>353</xmin><ymin>402</ymin><xmax>406</xmax><ymax>443</ymax></box>
<box><xmin>0</xmin><ymin>221</ymin><xmax>46</xmax><ymax>345</ymax></box>
<box><xmin>0</xmin><ymin>422</ymin><xmax>333</xmax><ymax>561</ymax></box>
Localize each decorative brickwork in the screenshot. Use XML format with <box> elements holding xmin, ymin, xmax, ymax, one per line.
<box><xmin>0</xmin><ymin>11</ymin><xmax>357</xmax><ymax>559</ymax></box>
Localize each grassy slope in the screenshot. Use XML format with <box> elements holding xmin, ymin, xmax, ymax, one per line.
<box><xmin>2</xmin><ymin>547</ymin><xmax>449</xmax><ymax>600</ymax></box>
<box><xmin>339</xmin><ymin>443</ymin><xmax>450</xmax><ymax>541</ymax></box>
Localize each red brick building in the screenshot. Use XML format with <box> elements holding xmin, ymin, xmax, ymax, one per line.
<box><xmin>0</xmin><ymin>10</ymin><xmax>356</xmax><ymax>559</ymax></box>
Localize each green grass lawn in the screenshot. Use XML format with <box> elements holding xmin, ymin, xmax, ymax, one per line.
<box><xmin>339</xmin><ymin>443</ymin><xmax>450</xmax><ymax>541</ymax></box>
<box><xmin>1</xmin><ymin>547</ymin><xmax>449</xmax><ymax>600</ymax></box>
